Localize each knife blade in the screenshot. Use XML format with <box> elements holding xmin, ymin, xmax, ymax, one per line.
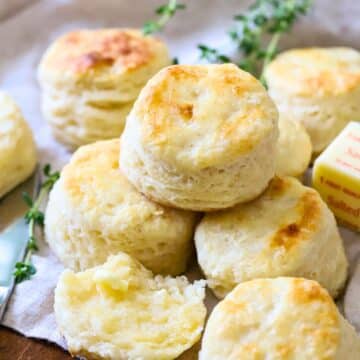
<box><xmin>0</xmin><ymin>166</ymin><xmax>40</xmax><ymax>321</ymax></box>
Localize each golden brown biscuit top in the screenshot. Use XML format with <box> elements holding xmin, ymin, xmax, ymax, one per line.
<box><xmin>204</xmin><ymin>278</ymin><xmax>340</xmax><ymax>358</ymax></box>
<box><xmin>130</xmin><ymin>64</ymin><xmax>278</xmax><ymax>169</ymax></box>
<box><xmin>223</xmin><ymin>278</ymin><xmax>337</xmax><ymax>316</ymax></box>
<box><xmin>40</xmin><ymin>29</ymin><xmax>165</xmax><ymax>74</ymax></box>
<box><xmin>62</xmin><ymin>139</ymin><xmax>135</xmax><ymax>207</ymax></box>
<box><xmin>267</xmin><ymin>177</ymin><xmax>321</xmax><ymax>250</ymax></box>
<box><xmin>265</xmin><ymin>47</ymin><xmax>360</xmax><ymax>97</ymax></box>
<box><xmin>61</xmin><ymin>139</ymin><xmax>189</xmax><ymax>223</ymax></box>
<box><xmin>201</xmin><ymin>176</ymin><xmax>324</xmax><ymax>256</ymax></box>
<box><xmin>264</xmin><ymin>177</ymin><xmax>322</xmax><ymax>251</ymax></box>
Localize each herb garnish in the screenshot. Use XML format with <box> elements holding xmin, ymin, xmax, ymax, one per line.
<box><xmin>198</xmin><ymin>45</ymin><xmax>231</xmax><ymax>64</ymax></box>
<box><xmin>143</xmin><ymin>0</ymin><xmax>186</xmax><ymax>35</ymax></box>
<box><xmin>13</xmin><ymin>164</ymin><xmax>60</xmax><ymax>283</ymax></box>
<box><xmin>198</xmin><ymin>0</ymin><xmax>312</xmax><ymax>84</ymax></box>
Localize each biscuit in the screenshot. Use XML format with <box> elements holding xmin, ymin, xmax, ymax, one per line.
<box><xmin>38</xmin><ymin>29</ymin><xmax>171</xmax><ymax>149</ymax></box>
<box><xmin>275</xmin><ymin>116</ymin><xmax>312</xmax><ymax>177</ymax></box>
<box><xmin>45</xmin><ymin>139</ymin><xmax>197</xmax><ymax>275</ymax></box>
<box><xmin>265</xmin><ymin>47</ymin><xmax>360</xmax><ymax>154</ymax></box>
<box><xmin>120</xmin><ymin>64</ymin><xmax>279</xmax><ymax>211</ymax></box>
<box><xmin>55</xmin><ymin>252</ymin><xmax>207</xmax><ymax>360</ymax></box>
<box><xmin>200</xmin><ymin>278</ymin><xmax>360</xmax><ymax>360</ymax></box>
<box><xmin>0</xmin><ymin>92</ymin><xmax>37</xmax><ymax>198</ymax></box>
<box><xmin>195</xmin><ymin>176</ymin><xmax>348</xmax><ymax>298</ymax></box>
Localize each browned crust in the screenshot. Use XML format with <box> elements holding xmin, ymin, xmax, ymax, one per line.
<box><xmin>269</xmin><ymin>178</ymin><xmax>321</xmax><ymax>250</ymax></box>
<box><xmin>43</xmin><ymin>29</ymin><xmax>157</xmax><ymax>74</ymax></box>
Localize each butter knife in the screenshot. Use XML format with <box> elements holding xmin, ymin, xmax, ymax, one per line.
<box><xmin>0</xmin><ymin>167</ymin><xmax>40</xmax><ymax>321</ymax></box>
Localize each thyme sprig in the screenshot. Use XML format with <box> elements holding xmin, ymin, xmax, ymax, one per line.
<box><xmin>198</xmin><ymin>45</ymin><xmax>231</xmax><ymax>64</ymax></box>
<box><xmin>198</xmin><ymin>0</ymin><xmax>312</xmax><ymax>84</ymax></box>
<box><xmin>143</xmin><ymin>0</ymin><xmax>186</xmax><ymax>35</ymax></box>
<box><xmin>13</xmin><ymin>164</ymin><xmax>60</xmax><ymax>283</ymax></box>
<box><xmin>229</xmin><ymin>0</ymin><xmax>312</xmax><ymax>83</ymax></box>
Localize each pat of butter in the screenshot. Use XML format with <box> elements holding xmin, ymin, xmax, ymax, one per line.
<box><xmin>94</xmin><ymin>268</ymin><xmax>129</xmax><ymax>292</ymax></box>
<box><xmin>313</xmin><ymin>122</ymin><xmax>360</xmax><ymax>231</ymax></box>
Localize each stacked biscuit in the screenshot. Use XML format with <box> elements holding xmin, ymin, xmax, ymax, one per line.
<box><xmin>265</xmin><ymin>47</ymin><xmax>360</xmax><ymax>156</ymax></box>
<box><xmin>38</xmin><ymin>29</ymin><xmax>171</xmax><ymax>149</ymax></box>
<box><xmin>42</xmin><ymin>36</ymin><xmax>360</xmax><ymax>359</ymax></box>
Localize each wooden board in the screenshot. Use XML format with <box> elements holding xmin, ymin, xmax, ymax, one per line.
<box><xmin>0</xmin><ymin>326</ymin><xmax>71</xmax><ymax>360</ymax></box>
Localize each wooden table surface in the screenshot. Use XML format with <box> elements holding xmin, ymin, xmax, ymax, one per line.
<box><xmin>0</xmin><ymin>325</ymin><xmax>200</xmax><ymax>359</ymax></box>
<box><xmin>0</xmin><ymin>326</ymin><xmax>71</xmax><ymax>360</ymax></box>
